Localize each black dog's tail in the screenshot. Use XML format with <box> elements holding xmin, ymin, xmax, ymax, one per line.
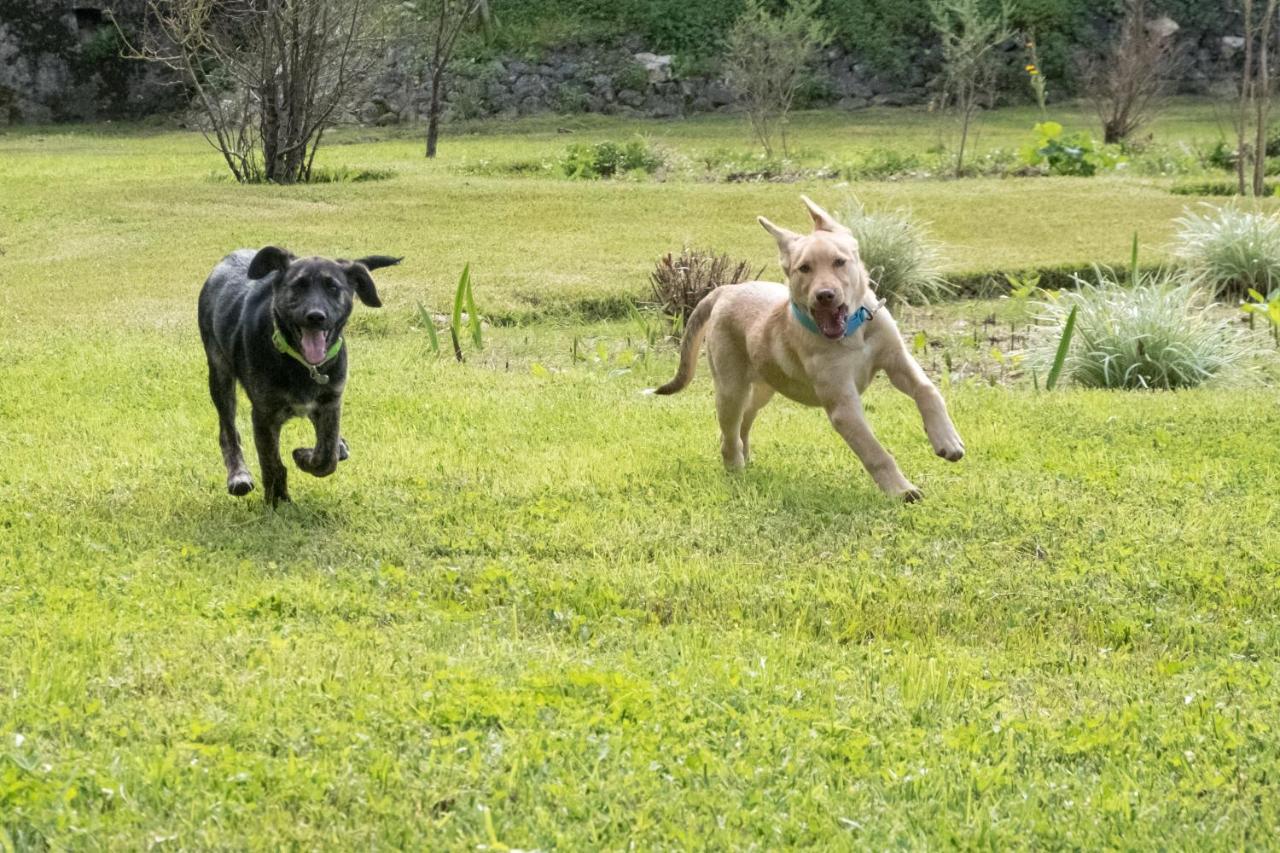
<box><xmin>356</xmin><ymin>255</ymin><xmax>403</xmax><ymax>271</ymax></box>
<box><xmin>651</xmin><ymin>287</ymin><xmax>727</xmax><ymax>396</ymax></box>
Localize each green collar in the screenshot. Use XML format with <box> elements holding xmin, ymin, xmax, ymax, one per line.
<box><xmin>272</xmin><ymin>328</ymin><xmax>343</xmax><ymax>385</ymax></box>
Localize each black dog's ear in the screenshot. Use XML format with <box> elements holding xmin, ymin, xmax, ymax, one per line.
<box><xmin>248</xmin><ymin>246</ymin><xmax>295</xmax><ymax>280</ymax></box>
<box><xmin>354</xmin><ymin>255</ymin><xmax>403</xmax><ymax>272</ymax></box>
<box><xmin>342</xmin><ymin>261</ymin><xmax>385</xmax><ymax>308</ymax></box>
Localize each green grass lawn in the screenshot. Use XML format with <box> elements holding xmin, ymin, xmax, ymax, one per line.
<box><xmin>2</xmin><ymin>106</ymin><xmax>1280</xmax><ymax>848</ymax></box>
<box><xmin>4</xmin><ymin>99</ymin><xmax>1278</xmax><ymax>319</ymax></box>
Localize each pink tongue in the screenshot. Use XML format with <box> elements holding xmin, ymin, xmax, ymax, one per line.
<box><xmin>818</xmin><ymin>308</ymin><xmax>846</xmax><ymax>338</ymax></box>
<box><xmin>300</xmin><ymin>329</ymin><xmax>328</xmax><ymax>365</ymax></box>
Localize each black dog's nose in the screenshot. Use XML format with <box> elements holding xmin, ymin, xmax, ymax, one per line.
<box><xmin>305</xmin><ymin>309</ymin><xmax>327</xmax><ymax>325</ymax></box>
<box><xmin>815</xmin><ymin>289</ymin><xmax>836</xmax><ymax>305</ymax></box>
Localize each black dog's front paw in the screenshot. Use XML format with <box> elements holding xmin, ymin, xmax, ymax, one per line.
<box><xmin>292</xmin><ymin>446</ymin><xmax>314</xmax><ymax>471</ymax></box>
<box><xmin>293</xmin><ymin>447</ymin><xmax>337</xmax><ymax>478</ymax></box>
<box><xmin>338</xmin><ymin>437</ymin><xmax>349</xmax><ymax>461</ymax></box>
<box><xmin>227</xmin><ymin>472</ymin><xmax>254</xmax><ymax>497</ymax></box>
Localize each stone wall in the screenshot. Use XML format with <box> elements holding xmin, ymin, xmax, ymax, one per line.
<box><xmin>0</xmin><ymin>0</ymin><xmax>178</xmax><ymax>123</ymax></box>
<box><xmin>0</xmin><ymin>5</ymin><xmax>1244</xmax><ymax>125</ymax></box>
<box><xmin>364</xmin><ymin>38</ymin><xmax>933</xmax><ymax>126</ymax></box>
<box><xmin>367</xmin><ymin>27</ymin><xmax>1235</xmax><ymax>125</ymax></box>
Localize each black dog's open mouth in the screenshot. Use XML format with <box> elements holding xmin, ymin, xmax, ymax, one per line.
<box><xmin>299</xmin><ymin>328</ymin><xmax>332</xmax><ymax>365</ymax></box>
<box><xmin>812</xmin><ymin>303</ymin><xmax>849</xmax><ymax>339</ymax></box>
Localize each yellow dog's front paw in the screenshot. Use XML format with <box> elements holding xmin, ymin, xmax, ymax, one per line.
<box><xmin>930</xmin><ymin>429</ymin><xmax>965</xmax><ymax>462</ymax></box>
<box><xmin>891</xmin><ymin>483</ymin><xmax>924</xmax><ymax>502</ymax></box>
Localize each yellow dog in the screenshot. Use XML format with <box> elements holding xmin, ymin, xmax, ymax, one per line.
<box><xmin>652</xmin><ymin>197</ymin><xmax>964</xmax><ymax>501</ymax></box>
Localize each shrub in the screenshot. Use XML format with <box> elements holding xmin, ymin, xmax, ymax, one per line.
<box><xmin>1019</xmin><ymin>122</ymin><xmax>1124</xmax><ymax>176</ymax></box>
<box><xmin>1082</xmin><ymin>0</ymin><xmax>1180</xmax><ymax>145</ymax></box>
<box><xmin>561</xmin><ymin>139</ymin><xmax>664</xmax><ymax>179</ymax></box>
<box><xmin>614</xmin><ymin>61</ymin><xmax>651</xmax><ymax>93</ymax></box>
<box><xmin>837</xmin><ymin>201</ymin><xmax>952</xmax><ymax>306</ymax></box>
<box><xmin>955</xmin><ymin>146</ymin><xmax>1025</xmax><ymax>178</ymax></box>
<box><xmin>930</xmin><ymin>0</ymin><xmax>1014</xmax><ymax>178</ymax></box>
<box><xmin>1124</xmin><ymin>142</ymin><xmax>1203</xmax><ymax>177</ymax></box>
<box><xmin>724</xmin><ymin>0</ymin><xmax>829</xmax><ymax>158</ymax></box>
<box><xmin>1173</xmin><ymin>205</ymin><xmax>1280</xmax><ymax>298</ymax></box>
<box><xmin>841</xmin><ymin>148</ymin><xmax>925</xmax><ymax>180</ymax></box>
<box><xmin>1205</xmin><ymin>139</ymin><xmax>1238</xmax><ymax>172</ymax></box>
<box><xmin>649</xmin><ymin>248</ymin><xmax>761</xmax><ymax>323</ymax></box>
<box><xmin>1030</xmin><ymin>274</ymin><xmax>1253</xmax><ymax>389</ymax></box>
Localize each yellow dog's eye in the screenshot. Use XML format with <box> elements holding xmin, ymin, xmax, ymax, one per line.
<box><xmin>833</xmin><ymin>258</ymin><xmax>847</xmax><ymax>268</ymax></box>
<box><xmin>798</xmin><ymin>263</ymin><xmax>812</xmax><ymax>274</ymax></box>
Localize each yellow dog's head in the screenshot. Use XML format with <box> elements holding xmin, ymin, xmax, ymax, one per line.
<box><xmin>759</xmin><ymin>196</ymin><xmax>870</xmax><ymax>339</ymax></box>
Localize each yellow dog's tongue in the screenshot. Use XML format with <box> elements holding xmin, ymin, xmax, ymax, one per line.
<box><xmin>816</xmin><ymin>305</ymin><xmax>848</xmax><ymax>339</ymax></box>
<box><xmin>300</xmin><ymin>329</ymin><xmax>328</xmax><ymax>365</ymax></box>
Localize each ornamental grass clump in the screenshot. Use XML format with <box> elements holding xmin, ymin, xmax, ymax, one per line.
<box><xmin>1030</xmin><ymin>271</ymin><xmax>1253</xmax><ymax>389</ymax></box>
<box><xmin>837</xmin><ymin>200</ymin><xmax>953</xmax><ymax>306</ymax></box>
<box><xmin>1173</xmin><ymin>204</ymin><xmax>1280</xmax><ymax>299</ymax></box>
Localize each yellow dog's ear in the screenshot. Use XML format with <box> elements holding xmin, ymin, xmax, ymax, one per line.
<box><xmin>758</xmin><ymin>216</ymin><xmax>801</xmax><ymax>273</ymax></box>
<box><xmin>758</xmin><ymin>216</ymin><xmax>800</xmax><ymax>248</ymax></box>
<box><xmin>800</xmin><ymin>195</ymin><xmax>850</xmax><ymax>234</ymax></box>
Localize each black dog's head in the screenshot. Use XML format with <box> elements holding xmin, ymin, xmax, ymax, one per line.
<box><xmin>248</xmin><ymin>246</ymin><xmax>401</xmax><ymax>365</ymax></box>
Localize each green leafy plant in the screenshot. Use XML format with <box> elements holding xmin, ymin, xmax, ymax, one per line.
<box><xmin>561</xmin><ymin>139</ymin><xmax>664</xmax><ymax>179</ymax></box>
<box><xmin>1031</xmin><ymin>272</ymin><xmax>1253</xmax><ymax>389</ymax></box>
<box><xmin>1043</xmin><ymin>304</ymin><xmax>1076</xmax><ymax>390</ymax></box>
<box><xmin>837</xmin><ymin>200</ymin><xmax>953</xmax><ymax>306</ymax></box>
<box><xmin>625</xmin><ymin>298</ymin><xmax>661</xmax><ymax>359</ymax></box>
<box><xmin>1019</xmin><ymin>122</ymin><xmax>1125</xmax><ymax>176</ymax></box>
<box><xmin>1173</xmin><ymin>204</ymin><xmax>1280</xmax><ymax>299</ymax></box>
<box><xmin>1241</xmin><ymin>287</ymin><xmax>1280</xmax><ymax>346</ymax></box>
<box><xmin>416</xmin><ymin>301</ymin><xmax>441</xmax><ymax>355</ymax></box>
<box><xmin>840</xmin><ymin>147</ymin><xmax>925</xmax><ymax>180</ymax></box>
<box><xmin>448</xmin><ymin>263</ymin><xmax>482</xmax><ymax>361</ymax></box>
<box><xmin>1003</xmin><ymin>271</ymin><xmax>1041</xmax><ymax>319</ymax></box>
<box><xmin>1205</xmin><ymin>139</ymin><xmax>1238</xmax><ymax>172</ymax></box>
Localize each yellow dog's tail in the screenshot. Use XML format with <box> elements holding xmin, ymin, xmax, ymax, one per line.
<box><xmin>651</xmin><ymin>287</ymin><xmax>727</xmax><ymax>395</ymax></box>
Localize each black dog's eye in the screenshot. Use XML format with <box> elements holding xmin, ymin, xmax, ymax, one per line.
<box><xmin>833</xmin><ymin>258</ymin><xmax>847</xmax><ymax>268</ymax></box>
<box><xmin>798</xmin><ymin>263</ymin><xmax>812</xmax><ymax>274</ymax></box>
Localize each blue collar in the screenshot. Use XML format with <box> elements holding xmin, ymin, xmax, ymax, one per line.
<box><xmin>791</xmin><ymin>300</ymin><xmax>874</xmax><ymax>339</ymax></box>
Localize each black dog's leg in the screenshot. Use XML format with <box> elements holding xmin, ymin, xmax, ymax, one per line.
<box><xmin>306</xmin><ymin>410</ymin><xmax>349</xmax><ymax>461</ymax></box>
<box><xmin>252</xmin><ymin>407</ymin><xmax>290</xmax><ymax>506</ymax></box>
<box><xmin>208</xmin><ymin>358</ymin><xmax>254</xmax><ymax>496</ymax></box>
<box><xmin>293</xmin><ymin>403</ymin><xmax>343</xmax><ymax>477</ymax></box>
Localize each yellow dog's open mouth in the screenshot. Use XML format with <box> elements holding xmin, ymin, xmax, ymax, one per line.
<box><xmin>812</xmin><ymin>303</ymin><xmax>849</xmax><ymax>339</ymax></box>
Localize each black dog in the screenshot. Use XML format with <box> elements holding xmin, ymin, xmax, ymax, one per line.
<box><xmin>198</xmin><ymin>246</ymin><xmax>400</xmax><ymax>505</ymax></box>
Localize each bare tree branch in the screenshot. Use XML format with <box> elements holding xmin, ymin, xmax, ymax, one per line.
<box><xmin>1083</xmin><ymin>0</ymin><xmax>1182</xmax><ymax>145</ymax></box>
<box><xmin>404</xmin><ymin>0</ymin><xmax>485</xmax><ymax>158</ymax></box>
<box><xmin>125</xmin><ymin>0</ymin><xmax>383</xmax><ymax>184</ymax></box>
